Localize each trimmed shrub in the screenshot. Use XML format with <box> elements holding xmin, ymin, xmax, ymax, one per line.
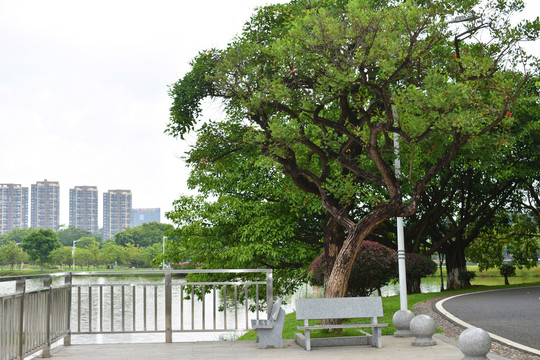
<box><xmin>458</xmin><ymin>270</ymin><xmax>477</xmax><ymax>287</ymax></box>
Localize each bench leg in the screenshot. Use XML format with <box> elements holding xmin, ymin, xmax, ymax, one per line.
<box><xmin>305</xmin><ymin>329</ymin><xmax>311</xmax><ymax>351</ymax></box>
<box><xmin>371</xmin><ymin>327</ymin><xmax>382</xmax><ymax>348</ymax></box>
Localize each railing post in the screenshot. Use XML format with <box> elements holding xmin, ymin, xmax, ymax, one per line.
<box><xmin>64</xmin><ymin>273</ymin><xmax>72</xmax><ymax>346</ymax></box>
<box><xmin>266</xmin><ymin>270</ymin><xmax>273</xmax><ymax>319</ymax></box>
<box><xmin>16</xmin><ymin>279</ymin><xmax>25</xmax><ymax>360</ymax></box>
<box><xmin>42</xmin><ymin>277</ymin><xmax>52</xmax><ymax>358</ymax></box>
<box><xmin>165</xmin><ymin>273</ymin><xmax>172</xmax><ymax>343</ymax></box>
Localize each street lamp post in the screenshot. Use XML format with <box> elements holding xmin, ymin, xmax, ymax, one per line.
<box><xmin>393</xmin><ymin>131</ymin><xmax>408</xmax><ymax>311</ymax></box>
<box><xmin>72</xmin><ymin>240</ymin><xmax>81</xmax><ymax>271</ymax></box>
<box><xmin>162</xmin><ymin>236</ymin><xmax>166</xmax><ymax>270</ymax></box>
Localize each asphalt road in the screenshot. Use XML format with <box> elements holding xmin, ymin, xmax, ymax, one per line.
<box><xmin>440</xmin><ymin>286</ymin><xmax>540</xmax><ymax>351</ymax></box>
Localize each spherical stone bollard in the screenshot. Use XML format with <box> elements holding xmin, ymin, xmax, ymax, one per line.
<box><xmin>458</xmin><ymin>328</ymin><xmax>491</xmax><ymax>360</ymax></box>
<box><xmin>393</xmin><ymin>309</ymin><xmax>415</xmax><ymax>337</ymax></box>
<box><xmin>410</xmin><ymin>314</ymin><xmax>437</xmax><ymax>346</ymax></box>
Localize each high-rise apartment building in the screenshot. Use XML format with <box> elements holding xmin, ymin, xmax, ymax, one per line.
<box><xmin>0</xmin><ymin>183</ymin><xmax>29</xmax><ymax>234</ymax></box>
<box><xmin>103</xmin><ymin>190</ymin><xmax>132</xmax><ymax>240</ymax></box>
<box><xmin>131</xmin><ymin>208</ymin><xmax>160</xmax><ymax>227</ymax></box>
<box><xmin>31</xmin><ymin>179</ymin><xmax>60</xmax><ymax>230</ymax></box>
<box><xmin>69</xmin><ymin>186</ymin><xmax>98</xmax><ymax>235</ymax></box>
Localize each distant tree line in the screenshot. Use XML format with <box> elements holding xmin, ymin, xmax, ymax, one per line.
<box><xmin>0</xmin><ymin>222</ymin><xmax>173</xmax><ymax>270</ymax></box>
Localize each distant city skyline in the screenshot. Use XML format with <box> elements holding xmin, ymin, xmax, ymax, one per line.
<box><xmin>1</xmin><ymin>180</ymin><xmax>161</xmax><ymax>235</ymax></box>
<box><xmin>132</xmin><ymin>208</ymin><xmax>161</xmax><ymax>228</ymax></box>
<box><xmin>70</xmin><ymin>185</ymin><xmax>99</xmax><ymax>235</ymax></box>
<box><xmin>0</xmin><ymin>183</ymin><xmax>28</xmax><ymax>234</ymax></box>
<box><xmin>103</xmin><ymin>189</ymin><xmax>132</xmax><ymax>240</ymax></box>
<box><xmin>31</xmin><ymin>179</ymin><xmax>60</xmax><ymax>231</ymax></box>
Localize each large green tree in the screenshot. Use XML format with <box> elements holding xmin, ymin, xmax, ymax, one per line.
<box><xmin>99</xmin><ymin>242</ymin><xmax>127</xmax><ymax>265</ymax></box>
<box><xmin>168</xmin><ymin>0</ymin><xmax>539</xmax><ymax>298</ymax></box>
<box><xmin>76</xmin><ymin>237</ymin><xmax>101</xmax><ymax>267</ymax></box>
<box><xmin>49</xmin><ymin>246</ymin><xmax>73</xmax><ymax>269</ymax></box>
<box><xmin>0</xmin><ymin>241</ymin><xmax>25</xmax><ymax>270</ymax></box>
<box><xmin>22</xmin><ymin>229</ymin><xmax>61</xmax><ymax>270</ymax></box>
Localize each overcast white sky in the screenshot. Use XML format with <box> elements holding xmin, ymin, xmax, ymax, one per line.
<box><xmin>0</xmin><ymin>1</ymin><xmax>538</xmax><ymax>228</ymax></box>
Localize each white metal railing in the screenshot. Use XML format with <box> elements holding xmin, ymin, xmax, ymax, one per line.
<box><xmin>0</xmin><ymin>269</ymin><xmax>273</xmax><ymax>359</ymax></box>
<box><xmin>0</xmin><ymin>275</ymin><xmax>71</xmax><ymax>360</ymax></box>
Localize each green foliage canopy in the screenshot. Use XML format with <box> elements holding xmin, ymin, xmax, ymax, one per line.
<box><xmin>21</xmin><ymin>229</ymin><xmax>61</xmax><ymax>270</ymax></box>
<box><xmin>114</xmin><ymin>222</ymin><xmax>173</xmax><ymax>248</ymax></box>
<box><xmin>57</xmin><ymin>226</ymin><xmax>94</xmax><ymax>246</ymax></box>
<box><xmin>0</xmin><ymin>241</ymin><xmax>24</xmax><ymax>269</ymax></box>
<box><xmin>168</xmin><ymin>0</ymin><xmax>539</xmax><ymax>297</ymax></box>
<box><xmin>0</xmin><ymin>228</ymin><xmax>32</xmax><ymax>246</ymax></box>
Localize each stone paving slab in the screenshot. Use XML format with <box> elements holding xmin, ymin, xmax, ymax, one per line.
<box><xmin>42</xmin><ymin>335</ymin><xmax>480</xmax><ymax>360</ymax></box>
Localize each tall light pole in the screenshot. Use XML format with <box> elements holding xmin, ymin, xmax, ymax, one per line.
<box><xmin>72</xmin><ymin>240</ymin><xmax>80</xmax><ymax>271</ymax></box>
<box><xmin>392</xmin><ymin>106</ymin><xmax>415</xmax><ymax>337</ymax></box>
<box><xmin>162</xmin><ymin>236</ymin><xmax>166</xmax><ymax>270</ymax></box>
<box><xmin>393</xmin><ymin>130</ymin><xmax>408</xmax><ymax>311</ymax></box>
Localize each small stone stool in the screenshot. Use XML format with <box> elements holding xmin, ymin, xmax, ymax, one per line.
<box><xmin>459</xmin><ymin>327</ymin><xmax>491</xmax><ymax>360</ymax></box>
<box><xmin>410</xmin><ymin>314</ymin><xmax>437</xmax><ymax>346</ymax></box>
<box><xmin>393</xmin><ymin>309</ymin><xmax>415</xmax><ymax>337</ymax></box>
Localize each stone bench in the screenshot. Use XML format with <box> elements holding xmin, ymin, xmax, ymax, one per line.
<box><xmin>295</xmin><ymin>297</ymin><xmax>387</xmax><ymax>351</ymax></box>
<box><xmin>251</xmin><ymin>298</ymin><xmax>285</xmax><ymax>349</ymax></box>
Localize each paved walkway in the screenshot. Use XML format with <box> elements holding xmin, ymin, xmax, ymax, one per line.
<box><xmin>44</xmin><ymin>335</ymin><xmax>508</xmax><ymax>360</ymax></box>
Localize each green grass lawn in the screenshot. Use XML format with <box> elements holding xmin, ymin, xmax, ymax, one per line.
<box><xmin>239</xmin><ymin>275</ymin><xmax>540</xmax><ymax>341</ymax></box>
<box><xmin>427</xmin><ymin>265</ymin><xmax>540</xmax><ymax>287</ymax></box>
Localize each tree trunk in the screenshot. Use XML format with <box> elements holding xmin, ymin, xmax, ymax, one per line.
<box><xmin>322</xmin><ymin>215</ymin><xmax>346</xmax><ymax>330</ymax></box>
<box><xmin>40</xmin><ymin>261</ymin><xmax>44</xmax><ymax>271</ymax></box>
<box><xmin>407</xmin><ymin>278</ymin><xmax>421</xmax><ymax>294</ymax></box>
<box><xmin>324</xmin><ymin>213</ymin><xmax>389</xmax><ymax>299</ymax></box>
<box><xmin>323</xmin><ymin>215</ymin><xmax>345</xmax><ymax>290</ymax></box>
<box><xmin>438</xmin><ymin>252</ymin><xmax>445</xmax><ymax>292</ymax></box>
<box><xmin>504</xmin><ymin>276</ymin><xmax>510</xmax><ymax>285</ymax></box>
<box><xmin>445</xmin><ymin>240</ymin><xmax>469</xmax><ymax>290</ymax></box>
